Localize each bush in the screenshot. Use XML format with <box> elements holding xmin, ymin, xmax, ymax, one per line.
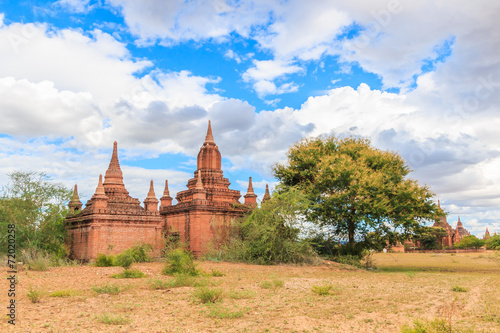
<box><xmin>95</xmin><ymin>254</ymin><xmax>115</xmax><ymax>267</ymax></box>
<box><xmin>485</xmin><ymin>235</ymin><xmax>500</xmax><ymax>250</ymax></box>
<box><xmin>123</xmin><ymin>243</ymin><xmax>153</xmax><ymax>262</ymax></box>
<box><xmin>193</xmin><ymin>287</ymin><xmax>223</xmax><ymax>304</ymax></box>
<box><xmin>19</xmin><ymin>248</ymin><xmax>52</xmax><ymax>271</ymax></box>
<box><xmin>210</xmin><ymin>268</ymin><xmax>225</xmax><ymax>277</ymax></box>
<box><xmin>111</xmin><ymin>269</ymin><xmax>146</xmax><ymax>279</ymax></box>
<box><xmin>454</xmin><ymin>236</ymin><xmax>485</xmax><ymax>249</ymax></box>
<box><xmin>311</xmin><ymin>284</ymin><xmax>333</xmax><ymax>296</ymax></box>
<box><xmin>162</xmin><ymin>249</ymin><xmax>199</xmax><ymax>276</ymax></box>
<box><xmin>27</xmin><ymin>287</ymin><xmax>43</xmax><ymax>303</ymax></box>
<box><xmin>114</xmin><ymin>252</ymin><xmax>134</xmax><ymax>269</ymax></box>
<box><xmin>451</xmin><ymin>286</ymin><xmax>468</xmax><ymax>293</ymax></box>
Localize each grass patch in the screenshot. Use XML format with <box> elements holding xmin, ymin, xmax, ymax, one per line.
<box><xmin>96</xmin><ymin>313</ymin><xmax>131</xmax><ymax>325</ymax></box>
<box><xmin>228</xmin><ymin>289</ymin><xmax>256</xmax><ymax>299</ymax></box>
<box><xmin>210</xmin><ymin>268</ymin><xmax>225</xmax><ymax>277</ymax></box>
<box><xmin>401</xmin><ymin>318</ymin><xmax>450</xmax><ymax>332</ymax></box>
<box><xmin>27</xmin><ymin>287</ymin><xmax>43</xmax><ymax>303</ymax></box>
<box><xmin>50</xmin><ymin>290</ymin><xmax>73</xmax><ymax>297</ymax></box>
<box><xmin>111</xmin><ymin>269</ymin><xmax>146</xmax><ymax>279</ymax></box>
<box><xmin>91</xmin><ymin>283</ymin><xmax>123</xmax><ymax>295</ymax></box>
<box><xmin>451</xmin><ymin>286</ymin><xmax>468</xmax><ymax>293</ymax></box>
<box><xmin>193</xmin><ymin>287</ymin><xmax>223</xmax><ymax>304</ymax></box>
<box><xmin>311</xmin><ymin>284</ymin><xmax>333</xmax><ymax>296</ymax></box>
<box><xmin>206</xmin><ymin>304</ymin><xmax>244</xmax><ymax>319</ymax></box>
<box><xmin>260</xmin><ymin>279</ymin><xmax>284</xmax><ymax>291</ymax></box>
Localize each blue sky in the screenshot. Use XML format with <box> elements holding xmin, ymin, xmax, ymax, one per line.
<box><xmin>0</xmin><ymin>0</ymin><xmax>499</xmax><ymax>237</ymax></box>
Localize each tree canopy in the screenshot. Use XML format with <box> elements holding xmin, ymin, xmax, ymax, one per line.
<box><xmin>454</xmin><ymin>235</ymin><xmax>485</xmax><ymax>249</ymax></box>
<box><xmin>273</xmin><ymin>135</ymin><xmax>441</xmax><ymax>253</ymax></box>
<box><xmin>0</xmin><ymin>171</ymin><xmax>71</xmax><ymax>257</ymax></box>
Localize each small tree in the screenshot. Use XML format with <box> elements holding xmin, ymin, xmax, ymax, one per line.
<box><xmin>414</xmin><ymin>226</ymin><xmax>448</xmax><ymax>250</ymax></box>
<box><xmin>485</xmin><ymin>234</ymin><xmax>500</xmax><ymax>250</ymax></box>
<box><xmin>454</xmin><ymin>235</ymin><xmax>485</xmax><ymax>249</ymax></box>
<box><xmin>273</xmin><ymin>135</ymin><xmax>441</xmax><ymax>254</ymax></box>
<box><xmin>0</xmin><ymin>171</ymin><xmax>71</xmax><ymax>257</ymax></box>
<box><xmin>235</xmin><ymin>186</ymin><xmax>318</xmax><ymax>265</ymax></box>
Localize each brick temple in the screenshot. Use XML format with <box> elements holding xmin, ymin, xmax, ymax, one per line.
<box><xmin>65</xmin><ymin>121</ymin><xmax>269</xmax><ymax>260</ymax></box>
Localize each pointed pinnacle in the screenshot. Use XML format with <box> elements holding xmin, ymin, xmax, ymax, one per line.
<box><xmin>95</xmin><ymin>174</ymin><xmax>106</xmax><ymax>195</ymax></box>
<box><xmin>72</xmin><ymin>184</ymin><xmax>80</xmax><ymax>200</ymax></box>
<box><xmin>146</xmin><ymin>180</ymin><xmax>156</xmax><ymax>199</ymax></box>
<box><xmin>205</xmin><ymin>120</ymin><xmax>214</xmax><ymax>143</ymax></box>
<box><xmin>195</xmin><ymin>170</ymin><xmax>204</xmax><ymax>190</ymax></box>
<box><xmin>163</xmin><ymin>179</ymin><xmax>170</xmax><ymax>197</ymax></box>
<box><xmin>247</xmin><ymin>177</ymin><xmax>255</xmax><ymax>194</ymax></box>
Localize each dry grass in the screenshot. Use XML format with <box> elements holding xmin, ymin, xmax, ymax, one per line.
<box><xmin>1</xmin><ymin>252</ymin><xmax>499</xmax><ymax>332</ymax></box>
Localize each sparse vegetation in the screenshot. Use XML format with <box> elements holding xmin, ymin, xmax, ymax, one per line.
<box><xmin>111</xmin><ymin>268</ymin><xmax>146</xmax><ymax>279</ymax></box>
<box><xmin>162</xmin><ymin>248</ymin><xmax>200</xmax><ymax>276</ymax></box>
<box><xmin>96</xmin><ymin>313</ymin><xmax>131</xmax><ymax>325</ymax></box>
<box><xmin>451</xmin><ymin>286</ymin><xmax>468</xmax><ymax>293</ymax></box>
<box><xmin>50</xmin><ymin>290</ymin><xmax>73</xmax><ymax>297</ymax></box>
<box><xmin>27</xmin><ymin>287</ymin><xmax>43</xmax><ymax>303</ymax></box>
<box><xmin>260</xmin><ymin>279</ymin><xmax>284</xmax><ymax>291</ymax></box>
<box><xmin>210</xmin><ymin>268</ymin><xmax>225</xmax><ymax>277</ymax></box>
<box><xmin>205</xmin><ymin>304</ymin><xmax>244</xmax><ymax>319</ymax></box>
<box><xmin>193</xmin><ymin>287</ymin><xmax>223</xmax><ymax>304</ymax></box>
<box><xmin>91</xmin><ymin>283</ymin><xmax>123</xmax><ymax>295</ymax></box>
<box><xmin>311</xmin><ymin>284</ymin><xmax>334</xmax><ymax>296</ymax></box>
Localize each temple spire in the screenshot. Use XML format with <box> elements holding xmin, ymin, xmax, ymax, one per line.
<box><xmin>104</xmin><ymin>141</ymin><xmax>125</xmax><ymax>186</ymax></box>
<box><xmin>163</xmin><ymin>180</ymin><xmax>170</xmax><ymax>197</ymax></box>
<box><xmin>195</xmin><ymin>170</ymin><xmax>204</xmax><ymax>190</ymax></box>
<box><xmin>263</xmin><ymin>184</ymin><xmax>271</xmax><ymax>203</ymax></box>
<box><xmin>95</xmin><ymin>175</ymin><xmax>106</xmax><ymax>196</ymax></box>
<box><xmin>244</xmin><ymin>177</ymin><xmax>257</xmax><ymax>206</ymax></box>
<box><xmin>247</xmin><ymin>177</ymin><xmax>255</xmax><ymax>194</ymax></box>
<box><xmin>146</xmin><ymin>180</ymin><xmax>156</xmax><ymax>198</ymax></box>
<box><xmin>144</xmin><ymin>180</ymin><xmax>159</xmax><ymax>212</ymax></box>
<box><xmin>205</xmin><ymin>120</ymin><xmax>214</xmax><ymax>143</ymax></box>
<box><xmin>68</xmin><ymin>184</ymin><xmax>82</xmax><ymax>213</ymax></box>
<box><xmin>160</xmin><ymin>179</ymin><xmax>173</xmax><ymax>208</ymax></box>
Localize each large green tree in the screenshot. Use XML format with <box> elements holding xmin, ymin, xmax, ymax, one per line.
<box><xmin>273</xmin><ymin>136</ymin><xmax>441</xmax><ymax>252</ymax></box>
<box><xmin>0</xmin><ymin>171</ymin><xmax>71</xmax><ymax>257</ymax></box>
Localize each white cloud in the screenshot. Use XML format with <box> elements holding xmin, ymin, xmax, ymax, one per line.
<box><xmin>0</xmin><ymin>13</ymin><xmax>4</xmax><ymax>27</ymax></box>
<box><xmin>56</xmin><ymin>0</ymin><xmax>93</xmax><ymax>13</ymax></box>
<box><xmin>0</xmin><ymin>22</ymin><xmax>151</xmax><ymax>104</ymax></box>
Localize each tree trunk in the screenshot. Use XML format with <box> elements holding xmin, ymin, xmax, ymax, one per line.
<box><xmin>348</xmin><ymin>219</ymin><xmax>355</xmax><ymax>250</ymax></box>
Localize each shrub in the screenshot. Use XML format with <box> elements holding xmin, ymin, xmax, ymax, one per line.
<box><xmin>20</xmin><ymin>248</ymin><xmax>52</xmax><ymax>271</ymax></box>
<box><xmin>123</xmin><ymin>243</ymin><xmax>153</xmax><ymax>263</ymax></box>
<box><xmin>193</xmin><ymin>287</ymin><xmax>223</xmax><ymax>304</ymax></box>
<box><xmin>114</xmin><ymin>252</ymin><xmax>134</xmax><ymax>270</ymax></box>
<box><xmin>91</xmin><ymin>284</ymin><xmax>122</xmax><ymax>295</ymax></box>
<box><xmin>210</xmin><ymin>268</ymin><xmax>225</xmax><ymax>277</ymax></box>
<box><xmin>27</xmin><ymin>287</ymin><xmax>43</xmax><ymax>303</ymax></box>
<box><xmin>451</xmin><ymin>286</ymin><xmax>468</xmax><ymax>293</ymax></box>
<box><xmin>111</xmin><ymin>269</ymin><xmax>146</xmax><ymax>279</ymax></box>
<box><xmin>95</xmin><ymin>254</ymin><xmax>115</xmax><ymax>267</ymax></box>
<box><xmin>96</xmin><ymin>313</ymin><xmax>131</xmax><ymax>325</ymax></box>
<box><xmin>485</xmin><ymin>235</ymin><xmax>500</xmax><ymax>250</ymax></box>
<box><xmin>311</xmin><ymin>284</ymin><xmax>333</xmax><ymax>296</ymax></box>
<box><xmin>162</xmin><ymin>249</ymin><xmax>199</xmax><ymax>276</ymax></box>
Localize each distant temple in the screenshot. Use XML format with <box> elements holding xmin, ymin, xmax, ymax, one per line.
<box><xmin>65</xmin><ymin>121</ymin><xmax>268</xmax><ymax>260</ymax></box>
<box><xmin>432</xmin><ymin>201</ymin><xmax>471</xmax><ymax>247</ymax></box>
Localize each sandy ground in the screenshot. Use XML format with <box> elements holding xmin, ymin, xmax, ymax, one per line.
<box><xmin>1</xmin><ymin>253</ymin><xmax>499</xmax><ymax>332</ymax></box>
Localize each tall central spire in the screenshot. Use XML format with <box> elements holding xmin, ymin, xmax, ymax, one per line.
<box><xmin>205</xmin><ymin>120</ymin><xmax>215</xmax><ymax>143</ymax></box>
<box><xmin>104</xmin><ymin>141</ymin><xmax>125</xmax><ymax>186</ymax></box>
<box><xmin>197</xmin><ymin>120</ymin><xmax>222</xmax><ymax>171</ymax></box>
